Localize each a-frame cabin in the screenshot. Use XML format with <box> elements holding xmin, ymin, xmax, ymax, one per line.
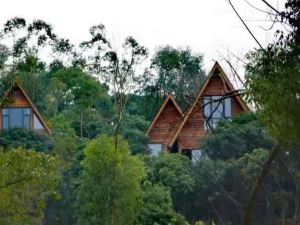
<box><xmin>146</xmin><ymin>94</ymin><xmax>183</xmax><ymax>155</ymax></box>
<box><xmin>0</xmin><ymin>82</ymin><xmax>50</xmax><ymax>134</ymax></box>
<box><xmin>147</xmin><ymin>62</ymin><xmax>249</xmax><ymax>159</ymax></box>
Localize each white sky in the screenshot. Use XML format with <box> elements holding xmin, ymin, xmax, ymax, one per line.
<box><xmin>0</xmin><ymin>0</ymin><xmax>285</xmax><ymax>75</ymax></box>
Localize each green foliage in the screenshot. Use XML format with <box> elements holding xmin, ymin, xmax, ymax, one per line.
<box><xmin>187</xmin><ymin>114</ymin><xmax>275</xmax><ymax>223</ymax></box>
<box><xmin>143</xmin><ymin>153</ymin><xmax>195</xmax><ymax>216</ymax></box>
<box><xmin>202</xmin><ymin>113</ymin><xmax>274</xmax><ymax>160</ymax></box>
<box><xmin>46</xmin><ymin>67</ymin><xmax>111</xmax><ymax>138</ymax></box>
<box><xmin>245</xmin><ymin>47</ymin><xmax>300</xmax><ymax>145</ymax></box>
<box><xmin>62</xmin><ymin>108</ymin><xmax>111</xmax><ymax>139</ymax></box>
<box><xmin>147</xmin><ymin>46</ymin><xmax>206</xmax><ymax>108</ymax></box>
<box><xmin>51</xmin><ymin>67</ymin><xmax>107</xmax><ymax>110</ymax></box>
<box><xmin>235</xmin><ymin>148</ymin><xmax>269</xmax><ymax>183</ymax></box>
<box><xmin>120</xmin><ymin>113</ymin><xmax>150</xmax><ymax>154</ymax></box>
<box><xmin>0</xmin><ymin>148</ymin><xmax>62</xmax><ymax>225</ymax></box>
<box><xmin>49</xmin><ymin>115</ymin><xmax>78</xmax><ymax>161</ymax></box>
<box><xmin>125</xmin><ymin>94</ymin><xmax>163</xmax><ymax>122</ymax></box>
<box><xmin>0</xmin><ymin>128</ymin><xmax>54</xmax><ymax>152</ymax></box>
<box><xmin>245</xmin><ymin>0</ymin><xmax>300</xmax><ymax>146</ymax></box>
<box><xmin>45</xmin><ymin>134</ymin><xmax>87</xmax><ymax>225</ymax></box>
<box><xmin>76</xmin><ymin>135</ymin><xmax>146</xmax><ymax>225</ymax></box>
<box><xmin>2</xmin><ymin>13</ymin><xmax>300</xmax><ymax>225</ymax></box>
<box><xmin>139</xmin><ymin>182</ymin><xmax>190</xmax><ymax>225</ymax></box>
<box><xmin>143</xmin><ymin>154</ymin><xmax>195</xmax><ymax>195</ymax></box>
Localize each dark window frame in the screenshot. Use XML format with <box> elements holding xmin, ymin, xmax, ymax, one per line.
<box><xmin>204</xmin><ymin>96</ymin><xmax>232</xmax><ymax>130</ymax></box>
<box><xmin>2</xmin><ymin>108</ymin><xmax>31</xmax><ymax>130</ymax></box>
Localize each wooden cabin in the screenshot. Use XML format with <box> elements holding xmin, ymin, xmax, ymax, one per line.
<box><xmin>146</xmin><ymin>94</ymin><xmax>183</xmax><ymax>155</ymax></box>
<box><xmin>147</xmin><ymin>62</ymin><xmax>249</xmax><ymax>159</ymax></box>
<box><xmin>0</xmin><ymin>82</ymin><xmax>50</xmax><ymax>134</ymax></box>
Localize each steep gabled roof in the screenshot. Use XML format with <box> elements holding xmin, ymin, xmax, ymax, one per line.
<box><xmin>1</xmin><ymin>81</ymin><xmax>51</xmax><ymax>134</ymax></box>
<box><xmin>168</xmin><ymin>61</ymin><xmax>249</xmax><ymax>148</ymax></box>
<box><xmin>146</xmin><ymin>94</ymin><xmax>182</xmax><ymax>136</ymax></box>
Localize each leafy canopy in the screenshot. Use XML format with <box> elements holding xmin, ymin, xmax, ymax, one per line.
<box><xmin>0</xmin><ymin>148</ymin><xmax>62</xmax><ymax>225</ymax></box>
<box><xmin>76</xmin><ymin>135</ymin><xmax>146</xmax><ymax>225</ymax></box>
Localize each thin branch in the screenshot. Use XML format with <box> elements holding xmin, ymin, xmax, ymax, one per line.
<box><xmin>243</xmin><ymin>144</ymin><xmax>281</xmax><ymax>225</ymax></box>
<box><xmin>209</xmin><ymin>198</ymin><xmax>227</xmax><ymax>225</ymax></box>
<box><xmin>244</xmin><ymin>0</ymin><xmax>276</xmax><ymax>15</ymax></box>
<box><xmin>260</xmin><ymin>0</ymin><xmax>280</xmax><ymax>14</ymax></box>
<box><xmin>228</xmin><ymin>0</ymin><xmax>266</xmax><ymax>53</ymax></box>
<box><xmin>0</xmin><ymin>176</ymin><xmax>32</xmax><ymax>189</ymax></box>
<box><xmin>220</xmin><ymin>185</ymin><xmax>243</xmax><ymax>208</ymax></box>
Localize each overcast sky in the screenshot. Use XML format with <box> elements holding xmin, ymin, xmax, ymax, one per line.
<box><xmin>0</xmin><ymin>0</ymin><xmax>285</xmax><ymax>73</ymax></box>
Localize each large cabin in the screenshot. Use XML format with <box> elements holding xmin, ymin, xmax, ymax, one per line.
<box><xmin>147</xmin><ymin>62</ymin><xmax>249</xmax><ymax>159</ymax></box>
<box><xmin>0</xmin><ymin>82</ymin><xmax>50</xmax><ymax>134</ymax></box>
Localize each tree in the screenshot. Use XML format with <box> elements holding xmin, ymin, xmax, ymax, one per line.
<box><xmin>103</xmin><ymin>36</ymin><xmax>148</xmax><ymax>150</ymax></box>
<box><xmin>142</xmin><ymin>154</ymin><xmax>195</xmax><ymax>215</ymax></box>
<box><xmin>245</xmin><ymin>47</ymin><xmax>300</xmax><ymax>145</ymax></box>
<box><xmin>241</xmin><ymin>1</ymin><xmax>300</xmax><ymax>224</ymax></box>
<box><xmin>125</xmin><ymin>94</ymin><xmax>162</xmax><ymax>121</ymax></box>
<box><xmin>146</xmin><ymin>46</ymin><xmax>206</xmax><ymax>108</ymax></box>
<box><xmin>139</xmin><ymin>181</ymin><xmax>190</xmax><ymax>225</ymax></box>
<box><xmin>184</xmin><ymin>114</ymin><xmax>275</xmax><ymax>224</ymax></box>
<box><xmin>76</xmin><ymin>135</ymin><xmax>146</xmax><ymax>225</ymax></box>
<box><xmin>0</xmin><ymin>148</ymin><xmax>62</xmax><ymax>225</ymax></box>
<box><xmin>120</xmin><ymin>113</ymin><xmax>150</xmax><ymax>155</ymax></box>
<box><xmin>49</xmin><ymin>67</ymin><xmax>108</xmax><ymax>138</ymax></box>
<box><xmin>0</xmin><ymin>17</ymin><xmax>73</xmax><ymax>68</ymax></box>
<box><xmin>0</xmin><ymin>128</ymin><xmax>54</xmax><ymax>152</ymax></box>
<box><xmin>44</xmin><ymin>115</ymin><xmax>88</xmax><ymax>225</ymax></box>
<box><xmin>202</xmin><ymin>113</ymin><xmax>274</xmax><ymax>160</ymax></box>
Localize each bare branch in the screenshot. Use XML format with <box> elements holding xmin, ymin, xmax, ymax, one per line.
<box><xmin>243</xmin><ymin>145</ymin><xmax>281</xmax><ymax>225</ymax></box>
<box><xmin>260</xmin><ymin>0</ymin><xmax>280</xmax><ymax>14</ymax></box>
<box><xmin>228</xmin><ymin>0</ymin><xmax>266</xmax><ymax>52</ymax></box>
<box><xmin>0</xmin><ymin>176</ymin><xmax>32</xmax><ymax>189</ymax></box>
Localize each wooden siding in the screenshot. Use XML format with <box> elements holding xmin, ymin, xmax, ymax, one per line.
<box><xmin>148</xmin><ymin>100</ymin><xmax>182</xmax><ymax>147</ymax></box>
<box><xmin>177</xmin><ymin>74</ymin><xmax>246</xmax><ymax>149</ymax></box>
<box><xmin>177</xmin><ymin>99</ymin><xmax>206</xmax><ymax>149</ymax></box>
<box><xmin>0</xmin><ymin>85</ymin><xmax>50</xmax><ymax>134</ymax></box>
<box><xmin>5</xmin><ymin>88</ymin><xmax>31</xmax><ymax>107</ymax></box>
<box><xmin>147</xmin><ymin>62</ymin><xmax>249</xmax><ymax>151</ymax></box>
<box><xmin>202</xmin><ymin>75</ymin><xmax>244</xmax><ymax>117</ymax></box>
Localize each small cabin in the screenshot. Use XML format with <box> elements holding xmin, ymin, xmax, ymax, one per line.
<box><xmin>0</xmin><ymin>82</ymin><xmax>50</xmax><ymax>134</ymax></box>
<box><xmin>147</xmin><ymin>94</ymin><xmax>183</xmax><ymax>156</ymax></box>
<box><xmin>147</xmin><ymin>62</ymin><xmax>249</xmax><ymax>160</ymax></box>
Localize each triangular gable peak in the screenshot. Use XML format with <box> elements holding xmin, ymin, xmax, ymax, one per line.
<box><xmin>0</xmin><ymin>82</ymin><xmax>51</xmax><ymax>134</ymax></box>
<box><xmin>168</xmin><ymin>62</ymin><xmax>249</xmax><ymax>149</ymax></box>
<box><xmin>147</xmin><ymin>94</ymin><xmax>183</xmax><ymax>146</ymax></box>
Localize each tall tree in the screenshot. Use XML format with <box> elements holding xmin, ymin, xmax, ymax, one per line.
<box><xmin>0</xmin><ymin>148</ymin><xmax>62</xmax><ymax>225</ymax></box>
<box><xmin>76</xmin><ymin>135</ymin><xmax>145</xmax><ymax>225</ymax></box>
<box><xmin>49</xmin><ymin>67</ymin><xmax>108</xmax><ymax>138</ymax></box>
<box><xmin>242</xmin><ymin>1</ymin><xmax>300</xmax><ymax>224</ymax></box>
<box><xmin>146</xmin><ymin>46</ymin><xmax>206</xmax><ymax>108</ymax></box>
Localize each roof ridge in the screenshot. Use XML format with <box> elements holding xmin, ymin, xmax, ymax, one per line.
<box><xmin>167</xmin><ymin>61</ymin><xmax>249</xmax><ymax>148</ymax></box>
<box><xmin>1</xmin><ymin>80</ymin><xmax>51</xmax><ymax>134</ymax></box>
<box><xmin>146</xmin><ymin>94</ymin><xmax>182</xmax><ymax>136</ymax></box>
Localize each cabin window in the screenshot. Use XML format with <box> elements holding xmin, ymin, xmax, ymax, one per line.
<box><xmin>192</xmin><ymin>149</ymin><xmax>203</xmax><ymax>162</ymax></box>
<box><xmin>204</xmin><ymin>96</ymin><xmax>231</xmax><ymax>130</ymax></box>
<box><xmin>33</xmin><ymin>114</ymin><xmax>43</xmax><ymax>130</ymax></box>
<box><xmin>2</xmin><ymin>108</ymin><xmax>31</xmax><ymax>129</ymax></box>
<box><xmin>148</xmin><ymin>144</ymin><xmax>162</xmax><ymax>156</ymax></box>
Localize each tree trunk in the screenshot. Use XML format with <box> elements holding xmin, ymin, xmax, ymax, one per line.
<box><xmin>80</xmin><ymin>111</ymin><xmax>83</xmax><ymax>139</ymax></box>
<box><xmin>292</xmin><ymin>183</ymin><xmax>299</xmax><ymax>225</ymax></box>
<box><xmin>242</xmin><ymin>145</ymin><xmax>281</xmax><ymax>225</ymax></box>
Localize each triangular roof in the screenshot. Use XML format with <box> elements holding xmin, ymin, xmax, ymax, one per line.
<box><xmin>1</xmin><ymin>81</ymin><xmax>51</xmax><ymax>134</ymax></box>
<box><xmin>168</xmin><ymin>61</ymin><xmax>249</xmax><ymax>148</ymax></box>
<box><xmin>146</xmin><ymin>94</ymin><xmax>182</xmax><ymax>136</ymax></box>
